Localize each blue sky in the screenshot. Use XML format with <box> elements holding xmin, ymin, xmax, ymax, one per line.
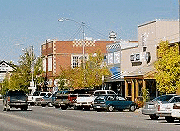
<box><xmin>0</xmin><ymin>0</ymin><xmax>178</xmax><ymax>64</ymax></box>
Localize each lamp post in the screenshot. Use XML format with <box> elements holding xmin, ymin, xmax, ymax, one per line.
<box><xmin>58</xmin><ymin>18</ymin><xmax>85</xmax><ymax>68</ymax></box>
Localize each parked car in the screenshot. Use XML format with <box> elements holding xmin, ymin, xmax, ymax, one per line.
<box><xmin>3</xmin><ymin>90</ymin><xmax>28</xmax><ymax>111</ymax></box>
<box><xmin>53</xmin><ymin>94</ymin><xmax>71</xmax><ymax>110</ymax></box>
<box><xmin>74</xmin><ymin>94</ymin><xmax>95</xmax><ymax>110</ymax></box>
<box><xmin>28</xmin><ymin>91</ymin><xmax>52</xmax><ymax>106</ymax></box>
<box><xmin>41</xmin><ymin>94</ymin><xmax>54</xmax><ymax>107</ymax></box>
<box><xmin>93</xmin><ymin>90</ymin><xmax>117</xmax><ymax>96</ymax></box>
<box><xmin>0</xmin><ymin>94</ymin><xmax>2</xmax><ymax>99</ymax></box>
<box><xmin>171</xmin><ymin>102</ymin><xmax>180</xmax><ymax>121</ymax></box>
<box><xmin>142</xmin><ymin>94</ymin><xmax>177</xmax><ymax>120</ymax></box>
<box><xmin>157</xmin><ymin>95</ymin><xmax>180</xmax><ymax>123</ymax></box>
<box><xmin>93</xmin><ymin>95</ymin><xmax>137</xmax><ymax>112</ymax></box>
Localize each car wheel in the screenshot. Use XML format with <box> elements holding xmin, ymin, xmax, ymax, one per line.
<box><xmin>83</xmin><ymin>107</ymin><xmax>90</xmax><ymax>111</ymax></box>
<box><xmin>55</xmin><ymin>105</ymin><xmax>60</xmax><ymax>108</ymax></box>
<box><xmin>6</xmin><ymin>108</ymin><xmax>10</xmax><ymax>111</ymax></box>
<box><xmin>118</xmin><ymin>109</ymin><xmax>123</xmax><ymax>112</ymax></box>
<box><xmin>129</xmin><ymin>105</ymin><xmax>136</xmax><ymax>112</ymax></box>
<box><xmin>41</xmin><ymin>104</ymin><xmax>46</xmax><ymax>107</ymax></box>
<box><xmin>3</xmin><ymin>107</ymin><xmax>6</xmax><ymax>111</ymax></box>
<box><xmin>3</xmin><ymin>103</ymin><xmax>6</xmax><ymax>111</ymax></box>
<box><xmin>21</xmin><ymin>107</ymin><xmax>28</xmax><ymax>111</ymax></box>
<box><xmin>108</xmin><ymin>105</ymin><xmax>114</xmax><ymax>112</ymax></box>
<box><xmin>61</xmin><ymin>106</ymin><xmax>67</xmax><ymax>110</ymax></box>
<box><xmin>48</xmin><ymin>103</ymin><xmax>53</xmax><ymax>107</ymax></box>
<box><xmin>150</xmin><ymin>114</ymin><xmax>159</xmax><ymax>120</ymax></box>
<box><xmin>96</xmin><ymin>109</ymin><xmax>101</xmax><ymax>112</ymax></box>
<box><xmin>165</xmin><ymin>116</ymin><xmax>175</xmax><ymax>123</ymax></box>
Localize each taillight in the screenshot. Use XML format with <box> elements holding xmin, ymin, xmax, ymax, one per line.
<box><xmin>7</xmin><ymin>96</ymin><xmax>10</xmax><ymax>102</ymax></box>
<box><xmin>173</xmin><ymin>104</ymin><xmax>180</xmax><ymax>109</ymax></box>
<box><xmin>41</xmin><ymin>98</ymin><xmax>44</xmax><ymax>101</ymax></box>
<box><xmin>158</xmin><ymin>105</ymin><xmax>160</xmax><ymax>111</ymax></box>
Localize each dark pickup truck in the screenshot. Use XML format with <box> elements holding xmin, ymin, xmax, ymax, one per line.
<box><xmin>3</xmin><ymin>90</ymin><xmax>28</xmax><ymax>111</ymax></box>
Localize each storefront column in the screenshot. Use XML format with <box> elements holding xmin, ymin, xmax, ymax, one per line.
<box><xmin>143</xmin><ymin>79</ymin><xmax>146</xmax><ymax>89</ymax></box>
<box><xmin>125</xmin><ymin>80</ymin><xmax>128</xmax><ymax>98</ymax></box>
<box><xmin>131</xmin><ymin>79</ymin><xmax>135</xmax><ymax>102</ymax></box>
<box><xmin>135</xmin><ymin>79</ymin><xmax>139</xmax><ymax>100</ymax></box>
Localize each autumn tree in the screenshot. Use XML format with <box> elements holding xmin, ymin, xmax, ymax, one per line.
<box><xmin>58</xmin><ymin>50</ymin><xmax>110</xmax><ymax>89</ymax></box>
<box><xmin>1</xmin><ymin>48</ymin><xmax>44</xmax><ymax>95</ymax></box>
<box><xmin>154</xmin><ymin>41</ymin><xmax>180</xmax><ymax>94</ymax></box>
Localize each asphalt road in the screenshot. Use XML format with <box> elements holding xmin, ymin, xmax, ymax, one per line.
<box><xmin>0</xmin><ymin>100</ymin><xmax>180</xmax><ymax>131</ymax></box>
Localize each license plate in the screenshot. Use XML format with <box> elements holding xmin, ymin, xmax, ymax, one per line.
<box><xmin>148</xmin><ymin>105</ymin><xmax>154</xmax><ymax>108</ymax></box>
<box><xmin>97</xmin><ymin>106</ymin><xmax>100</xmax><ymax>108</ymax></box>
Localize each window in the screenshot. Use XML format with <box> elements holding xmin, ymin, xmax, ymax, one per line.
<box><xmin>48</xmin><ymin>42</ymin><xmax>52</xmax><ymax>48</ymax></box>
<box><xmin>107</xmin><ymin>91</ymin><xmax>116</xmax><ymax>95</ymax></box>
<box><xmin>71</xmin><ymin>54</ymin><xmax>88</xmax><ymax>68</ymax></box>
<box><xmin>42</xmin><ymin>44</ymin><xmax>46</xmax><ymax>50</ymax></box>
<box><xmin>108</xmin><ymin>53</ymin><xmax>113</xmax><ymax>65</ymax></box>
<box><xmin>42</xmin><ymin>58</ymin><xmax>46</xmax><ymax>72</ymax></box>
<box><xmin>48</xmin><ymin>56</ymin><xmax>52</xmax><ymax>71</ymax></box>
<box><xmin>114</xmin><ymin>51</ymin><xmax>120</xmax><ymax>64</ymax></box>
<box><xmin>136</xmin><ymin>54</ymin><xmax>140</xmax><ymax>60</ymax></box>
<box><xmin>72</xmin><ymin>56</ymin><xmax>79</xmax><ymax>68</ymax></box>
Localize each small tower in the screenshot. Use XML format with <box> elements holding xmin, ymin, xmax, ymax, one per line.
<box><xmin>109</xmin><ymin>31</ymin><xmax>117</xmax><ymax>41</ymax></box>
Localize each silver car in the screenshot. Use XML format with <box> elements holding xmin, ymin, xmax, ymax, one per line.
<box><xmin>142</xmin><ymin>94</ymin><xmax>177</xmax><ymax>120</ymax></box>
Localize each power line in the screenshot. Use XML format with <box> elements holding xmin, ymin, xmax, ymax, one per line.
<box><xmin>68</xmin><ymin>26</ymin><xmax>82</xmax><ymax>40</ymax></box>
<box><xmin>84</xmin><ymin>24</ymin><xmax>108</xmax><ymax>39</ymax></box>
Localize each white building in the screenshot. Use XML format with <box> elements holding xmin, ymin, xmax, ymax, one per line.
<box><xmin>0</xmin><ymin>60</ymin><xmax>14</xmax><ymax>83</ymax></box>
<box><xmin>105</xmin><ymin>19</ymin><xmax>179</xmax><ymax>101</ymax></box>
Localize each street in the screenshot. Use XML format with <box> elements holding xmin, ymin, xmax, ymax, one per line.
<box><xmin>0</xmin><ymin>100</ymin><xmax>179</xmax><ymax>131</ymax></box>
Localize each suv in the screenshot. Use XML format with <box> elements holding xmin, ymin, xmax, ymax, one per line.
<box><xmin>142</xmin><ymin>94</ymin><xmax>177</xmax><ymax>120</ymax></box>
<box><xmin>3</xmin><ymin>90</ymin><xmax>28</xmax><ymax>111</ymax></box>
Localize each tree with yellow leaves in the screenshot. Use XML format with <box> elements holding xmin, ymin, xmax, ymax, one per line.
<box><xmin>58</xmin><ymin>50</ymin><xmax>110</xmax><ymax>89</ymax></box>
<box><xmin>155</xmin><ymin>41</ymin><xmax>180</xmax><ymax>94</ymax></box>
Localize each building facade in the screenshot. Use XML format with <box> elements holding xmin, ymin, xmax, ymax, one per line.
<box><xmin>0</xmin><ymin>60</ymin><xmax>14</xmax><ymax>83</ymax></box>
<box><xmin>41</xmin><ymin>39</ymin><xmax>114</xmax><ymax>88</ymax></box>
<box><xmin>105</xmin><ymin>20</ymin><xmax>179</xmax><ymax>101</ymax></box>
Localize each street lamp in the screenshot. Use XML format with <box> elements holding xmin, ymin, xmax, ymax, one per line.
<box><xmin>58</xmin><ymin>18</ymin><xmax>85</xmax><ymax>68</ymax></box>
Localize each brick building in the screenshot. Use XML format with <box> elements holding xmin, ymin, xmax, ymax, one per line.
<box><xmin>41</xmin><ymin>39</ymin><xmax>114</xmax><ymax>88</ymax></box>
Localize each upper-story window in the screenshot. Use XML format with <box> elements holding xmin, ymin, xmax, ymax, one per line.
<box><xmin>48</xmin><ymin>56</ymin><xmax>52</xmax><ymax>71</ymax></box>
<box><xmin>42</xmin><ymin>58</ymin><xmax>46</xmax><ymax>72</ymax></box>
<box><xmin>72</xmin><ymin>56</ymin><xmax>79</xmax><ymax>68</ymax></box>
<box><xmin>71</xmin><ymin>54</ymin><xmax>88</xmax><ymax>68</ymax></box>
<box><xmin>48</xmin><ymin>42</ymin><xmax>52</xmax><ymax>48</ymax></box>
<box><xmin>0</xmin><ymin>63</ymin><xmax>9</xmax><ymax>71</ymax></box>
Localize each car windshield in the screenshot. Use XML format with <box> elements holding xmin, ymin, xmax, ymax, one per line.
<box><xmin>40</xmin><ymin>93</ymin><xmax>47</xmax><ymax>96</ymax></box>
<box><xmin>152</xmin><ymin>95</ymin><xmax>174</xmax><ymax>102</ymax></box>
<box><xmin>170</xmin><ymin>97</ymin><xmax>180</xmax><ymax>103</ymax></box>
<box><xmin>95</xmin><ymin>96</ymin><xmax>106</xmax><ymax>102</ymax></box>
<box><xmin>7</xmin><ymin>91</ymin><xmax>25</xmax><ymax>96</ymax></box>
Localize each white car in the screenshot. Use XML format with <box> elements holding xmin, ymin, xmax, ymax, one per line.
<box><xmin>171</xmin><ymin>102</ymin><xmax>180</xmax><ymax>120</ymax></box>
<box><xmin>28</xmin><ymin>91</ymin><xmax>52</xmax><ymax>106</ymax></box>
<box><xmin>157</xmin><ymin>95</ymin><xmax>180</xmax><ymax>122</ymax></box>
<box><xmin>74</xmin><ymin>94</ymin><xmax>95</xmax><ymax>110</ymax></box>
<box><xmin>93</xmin><ymin>90</ymin><xmax>117</xmax><ymax>96</ymax></box>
